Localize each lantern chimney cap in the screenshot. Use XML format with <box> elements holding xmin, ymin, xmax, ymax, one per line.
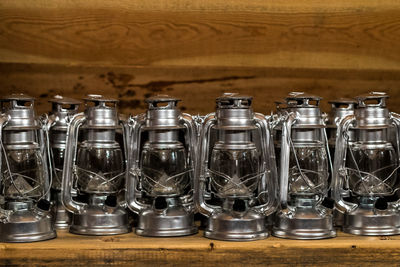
<box><xmin>328</xmin><ymin>98</ymin><xmax>357</xmax><ymax>105</ymax></box>
<box><xmin>355</xmin><ymin>92</ymin><xmax>389</xmax><ymax>108</ymax></box>
<box><xmin>84</xmin><ymin>94</ymin><xmax>118</xmax><ymax>103</ymax></box>
<box><xmin>1</xmin><ymin>93</ymin><xmax>35</xmax><ymax>102</ymax></box>
<box><xmin>49</xmin><ymin>95</ymin><xmax>81</xmax><ymax>105</ymax></box>
<box><xmin>216</xmin><ymin>93</ymin><xmax>253</xmax><ymax>109</ymax></box>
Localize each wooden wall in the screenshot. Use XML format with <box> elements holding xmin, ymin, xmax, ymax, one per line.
<box><xmin>1</xmin><ymin>0</ymin><xmax>400</xmax><ymax>115</ymax></box>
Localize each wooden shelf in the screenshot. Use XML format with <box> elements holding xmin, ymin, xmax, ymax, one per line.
<box><xmin>1</xmin><ymin>229</ymin><xmax>400</xmax><ymax>266</ymax></box>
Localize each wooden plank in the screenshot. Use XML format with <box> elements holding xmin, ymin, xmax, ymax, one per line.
<box><xmin>0</xmin><ymin>0</ymin><xmax>400</xmax><ymax>70</ymax></box>
<box><xmin>1</xmin><ymin>63</ymin><xmax>400</xmax><ymax>116</ymax></box>
<box><xmin>1</xmin><ymin>230</ymin><xmax>400</xmax><ymax>266</ymax></box>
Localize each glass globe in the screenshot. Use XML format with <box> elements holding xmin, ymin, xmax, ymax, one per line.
<box><xmin>347</xmin><ymin>142</ymin><xmax>398</xmax><ymax>196</ymax></box>
<box><xmin>140</xmin><ymin>141</ymin><xmax>189</xmax><ymax>197</ymax></box>
<box><xmin>2</xmin><ymin>146</ymin><xmax>45</xmax><ymax>200</ymax></box>
<box><xmin>288</xmin><ymin>142</ymin><xmax>329</xmax><ymax>199</ymax></box>
<box><xmin>76</xmin><ymin>141</ymin><xmax>124</xmax><ymax>194</ymax></box>
<box><xmin>209</xmin><ymin>141</ymin><xmax>261</xmax><ymax>198</ymax></box>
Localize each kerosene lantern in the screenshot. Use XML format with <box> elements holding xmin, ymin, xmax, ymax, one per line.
<box><xmin>272</xmin><ymin>92</ymin><xmax>335</xmax><ymax>239</ymax></box>
<box><xmin>333</xmin><ymin>92</ymin><xmax>400</xmax><ymax>235</ymax></box>
<box><xmin>196</xmin><ymin>93</ymin><xmax>278</xmax><ymax>241</ymax></box>
<box><xmin>62</xmin><ymin>95</ymin><xmax>130</xmax><ymax>235</ymax></box>
<box><xmin>0</xmin><ymin>94</ymin><xmax>56</xmax><ymax>242</ymax></box>
<box><xmin>46</xmin><ymin>96</ymin><xmax>81</xmax><ymax>229</ymax></box>
<box><xmin>126</xmin><ymin>95</ymin><xmax>197</xmax><ymax>236</ymax></box>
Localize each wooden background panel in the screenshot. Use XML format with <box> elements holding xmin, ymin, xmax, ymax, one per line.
<box><xmin>1</xmin><ymin>63</ymin><xmax>400</xmax><ymax>115</ymax></box>
<box><xmin>0</xmin><ymin>0</ymin><xmax>400</xmax><ymax>70</ymax></box>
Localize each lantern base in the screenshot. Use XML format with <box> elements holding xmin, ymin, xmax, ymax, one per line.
<box><xmin>136</xmin><ymin>206</ymin><xmax>197</xmax><ymax>237</ymax></box>
<box><xmin>51</xmin><ymin>191</ymin><xmax>71</xmax><ymax>230</ymax></box>
<box><xmin>69</xmin><ymin>205</ymin><xmax>130</xmax><ymax>235</ymax></box>
<box><xmin>273</xmin><ymin>207</ymin><xmax>336</xmax><ymax>240</ymax></box>
<box><xmin>204</xmin><ymin>210</ymin><xmax>268</xmax><ymax>241</ymax></box>
<box><xmin>0</xmin><ymin>209</ymin><xmax>56</xmax><ymax>243</ymax></box>
<box><xmin>343</xmin><ymin>206</ymin><xmax>400</xmax><ymax>236</ymax></box>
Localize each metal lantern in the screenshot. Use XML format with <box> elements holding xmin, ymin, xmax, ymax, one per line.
<box><xmin>0</xmin><ymin>94</ymin><xmax>56</xmax><ymax>242</ymax></box>
<box><xmin>272</xmin><ymin>92</ymin><xmax>335</xmax><ymax>239</ymax></box>
<box><xmin>333</xmin><ymin>92</ymin><xmax>400</xmax><ymax>235</ymax></box>
<box><xmin>126</xmin><ymin>95</ymin><xmax>197</xmax><ymax>236</ymax></box>
<box><xmin>61</xmin><ymin>95</ymin><xmax>130</xmax><ymax>235</ymax></box>
<box><xmin>196</xmin><ymin>93</ymin><xmax>278</xmax><ymax>241</ymax></box>
<box><xmin>46</xmin><ymin>96</ymin><xmax>81</xmax><ymax>229</ymax></box>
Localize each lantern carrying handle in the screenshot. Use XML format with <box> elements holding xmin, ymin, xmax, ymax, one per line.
<box><xmin>388</xmin><ymin>112</ymin><xmax>400</xmax><ymax>210</ymax></box>
<box><xmin>38</xmin><ymin>115</ymin><xmax>52</xmax><ymax>202</ymax></box>
<box><xmin>0</xmin><ymin>114</ymin><xmax>14</xmax><ymax>222</ymax></box>
<box><xmin>125</xmin><ymin>114</ymin><xmax>151</xmax><ymax>213</ymax></box>
<box><xmin>332</xmin><ymin>114</ymin><xmax>358</xmax><ymax>213</ymax></box>
<box><xmin>0</xmin><ymin>114</ymin><xmax>9</xmax><ymax>188</ymax></box>
<box><xmin>252</xmin><ymin>113</ymin><xmax>278</xmax><ymax>216</ymax></box>
<box><xmin>195</xmin><ymin>113</ymin><xmax>221</xmax><ymax>216</ymax></box>
<box><xmin>279</xmin><ymin>112</ymin><xmax>297</xmax><ymax>209</ymax></box>
<box><xmin>179</xmin><ymin>113</ymin><xmax>198</xmax><ymax>212</ymax></box>
<box><xmin>61</xmin><ymin>113</ymin><xmax>88</xmax><ymax>214</ymax></box>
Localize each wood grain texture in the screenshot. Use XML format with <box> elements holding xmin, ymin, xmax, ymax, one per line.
<box><xmin>1</xmin><ymin>230</ymin><xmax>400</xmax><ymax>266</ymax></box>
<box><xmin>1</xmin><ymin>63</ymin><xmax>400</xmax><ymax>116</ymax></box>
<box><xmin>0</xmin><ymin>0</ymin><xmax>400</xmax><ymax>70</ymax></box>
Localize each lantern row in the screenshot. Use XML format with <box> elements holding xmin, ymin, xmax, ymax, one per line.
<box><xmin>0</xmin><ymin>92</ymin><xmax>398</xmax><ymax>242</ymax></box>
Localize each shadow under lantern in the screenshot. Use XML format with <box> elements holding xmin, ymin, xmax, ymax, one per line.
<box><xmin>333</xmin><ymin>92</ymin><xmax>400</xmax><ymax>235</ymax></box>
<box><xmin>0</xmin><ymin>94</ymin><xmax>56</xmax><ymax>242</ymax></box>
<box><xmin>272</xmin><ymin>92</ymin><xmax>335</xmax><ymax>239</ymax></box>
<box><xmin>62</xmin><ymin>95</ymin><xmax>130</xmax><ymax>235</ymax></box>
<box><xmin>196</xmin><ymin>93</ymin><xmax>278</xmax><ymax>241</ymax></box>
<box><xmin>126</xmin><ymin>95</ymin><xmax>197</xmax><ymax>236</ymax></box>
<box><xmin>47</xmin><ymin>95</ymin><xmax>81</xmax><ymax>229</ymax></box>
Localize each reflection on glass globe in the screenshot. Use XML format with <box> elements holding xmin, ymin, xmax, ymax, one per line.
<box><xmin>141</xmin><ymin>141</ymin><xmax>189</xmax><ymax>197</ymax></box>
<box><xmin>2</xmin><ymin>147</ymin><xmax>45</xmax><ymax>200</ymax></box>
<box><xmin>347</xmin><ymin>142</ymin><xmax>398</xmax><ymax>196</ymax></box>
<box><xmin>51</xmin><ymin>147</ymin><xmax>65</xmax><ymax>190</ymax></box>
<box><xmin>288</xmin><ymin>143</ymin><xmax>328</xmax><ymax>198</ymax></box>
<box><xmin>76</xmin><ymin>141</ymin><xmax>124</xmax><ymax>194</ymax></box>
<box><xmin>209</xmin><ymin>142</ymin><xmax>261</xmax><ymax>198</ymax></box>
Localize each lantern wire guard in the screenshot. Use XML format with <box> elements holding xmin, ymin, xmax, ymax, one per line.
<box><xmin>126</xmin><ymin>95</ymin><xmax>198</xmax><ymax>236</ymax></box>
<box><xmin>272</xmin><ymin>92</ymin><xmax>336</xmax><ymax>239</ymax></box>
<box><xmin>195</xmin><ymin>93</ymin><xmax>278</xmax><ymax>241</ymax></box>
<box><xmin>0</xmin><ymin>94</ymin><xmax>56</xmax><ymax>242</ymax></box>
<box><xmin>333</xmin><ymin>92</ymin><xmax>400</xmax><ymax>235</ymax></box>
<box><xmin>61</xmin><ymin>94</ymin><xmax>130</xmax><ymax>235</ymax></box>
